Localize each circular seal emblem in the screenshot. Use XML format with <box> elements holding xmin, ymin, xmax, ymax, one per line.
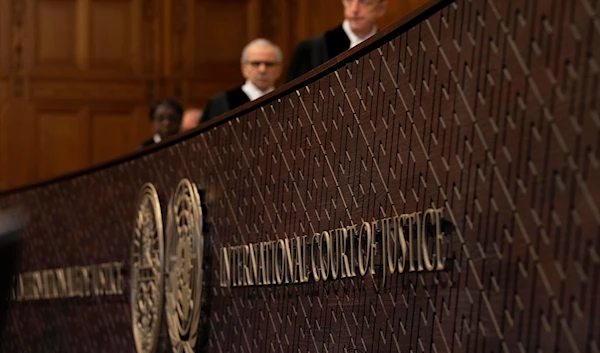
<box><xmin>131</xmin><ymin>183</ymin><xmax>165</xmax><ymax>353</ymax></box>
<box><xmin>165</xmin><ymin>179</ymin><xmax>203</xmax><ymax>353</ymax></box>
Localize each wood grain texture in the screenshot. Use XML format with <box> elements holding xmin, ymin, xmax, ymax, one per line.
<box><xmin>0</xmin><ymin>0</ymin><xmax>8</xmax><ymax>77</ymax></box>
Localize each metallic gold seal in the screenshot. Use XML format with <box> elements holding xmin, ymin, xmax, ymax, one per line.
<box><xmin>131</xmin><ymin>183</ymin><xmax>165</xmax><ymax>353</ymax></box>
<box><xmin>165</xmin><ymin>179</ymin><xmax>203</xmax><ymax>353</ymax></box>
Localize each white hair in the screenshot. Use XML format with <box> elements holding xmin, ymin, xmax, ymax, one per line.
<box><xmin>241</xmin><ymin>38</ymin><xmax>283</xmax><ymax>63</ymax></box>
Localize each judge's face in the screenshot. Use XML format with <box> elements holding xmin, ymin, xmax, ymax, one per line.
<box><xmin>152</xmin><ymin>104</ymin><xmax>182</xmax><ymax>138</ymax></box>
<box><xmin>241</xmin><ymin>45</ymin><xmax>282</xmax><ymax>91</ymax></box>
<box><xmin>343</xmin><ymin>0</ymin><xmax>387</xmax><ymax>37</ymax></box>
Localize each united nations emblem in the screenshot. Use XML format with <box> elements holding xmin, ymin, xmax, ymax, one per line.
<box><xmin>165</xmin><ymin>179</ymin><xmax>204</xmax><ymax>353</ymax></box>
<box><xmin>131</xmin><ymin>183</ymin><xmax>165</xmax><ymax>353</ymax></box>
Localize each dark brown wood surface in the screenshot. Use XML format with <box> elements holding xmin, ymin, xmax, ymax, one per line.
<box><xmin>1</xmin><ymin>0</ymin><xmax>599</xmax><ymax>352</ymax></box>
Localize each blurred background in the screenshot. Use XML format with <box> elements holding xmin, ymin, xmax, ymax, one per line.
<box><xmin>0</xmin><ymin>0</ymin><xmax>428</xmax><ymax>192</ymax></box>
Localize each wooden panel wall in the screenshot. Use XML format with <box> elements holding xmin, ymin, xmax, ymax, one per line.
<box><xmin>0</xmin><ymin>0</ymin><xmax>428</xmax><ymax>192</ymax></box>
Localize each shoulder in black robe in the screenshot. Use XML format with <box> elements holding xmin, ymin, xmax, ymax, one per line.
<box><xmin>139</xmin><ymin>137</ymin><xmax>156</xmax><ymax>148</ymax></box>
<box><xmin>201</xmin><ymin>87</ymin><xmax>251</xmax><ymax>123</ymax></box>
<box><xmin>286</xmin><ymin>24</ymin><xmax>350</xmax><ymax>82</ymax></box>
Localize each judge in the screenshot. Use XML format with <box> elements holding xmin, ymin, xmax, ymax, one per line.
<box><xmin>140</xmin><ymin>99</ymin><xmax>184</xmax><ymax>148</ymax></box>
<box><xmin>286</xmin><ymin>0</ymin><xmax>388</xmax><ymax>82</ymax></box>
<box><xmin>201</xmin><ymin>39</ymin><xmax>283</xmax><ymax>123</ymax></box>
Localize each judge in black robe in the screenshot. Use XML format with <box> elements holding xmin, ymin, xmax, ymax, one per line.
<box><xmin>201</xmin><ymin>39</ymin><xmax>283</xmax><ymax>123</ymax></box>
<box><xmin>286</xmin><ymin>25</ymin><xmax>350</xmax><ymax>82</ymax></box>
<box><xmin>286</xmin><ymin>0</ymin><xmax>388</xmax><ymax>82</ymax></box>
<box><xmin>201</xmin><ymin>88</ymin><xmax>251</xmax><ymax>123</ymax></box>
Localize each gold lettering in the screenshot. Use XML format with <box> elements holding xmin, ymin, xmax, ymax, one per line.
<box><xmin>283</xmin><ymin>238</ymin><xmax>295</xmax><ymax>283</ymax></box>
<box><xmin>331</xmin><ymin>229</ymin><xmax>340</xmax><ymax>280</ymax></box>
<box><xmin>83</xmin><ymin>267</ymin><xmax>92</xmax><ymax>296</ymax></box>
<box><xmin>240</xmin><ymin>246</ymin><xmax>246</xmax><ymax>287</ymax></box>
<box><xmin>42</xmin><ymin>270</ymin><xmax>51</xmax><ymax>299</ymax></box>
<box><xmin>311</xmin><ymin>233</ymin><xmax>320</xmax><ymax>282</ymax></box>
<box><xmin>421</xmin><ymin>209</ymin><xmax>436</xmax><ymax>271</ymax></box>
<box><xmin>269</xmin><ymin>241</ymin><xmax>275</xmax><ymax>285</ymax></box>
<box><xmin>22</xmin><ymin>273</ymin><xmax>30</xmax><ymax>300</ymax></box>
<box><xmin>293</xmin><ymin>237</ymin><xmax>302</xmax><ymax>283</ymax></box>
<box><xmin>435</xmin><ymin>208</ymin><xmax>445</xmax><ymax>270</ymax></box>
<box><xmin>381</xmin><ymin>217</ymin><xmax>393</xmax><ymax>288</ymax></box>
<box><xmin>32</xmin><ymin>271</ymin><xmax>43</xmax><ymax>300</ymax></box>
<box><xmin>241</xmin><ymin>245</ymin><xmax>249</xmax><ymax>286</ymax></box>
<box><xmin>370</xmin><ymin>220</ymin><xmax>379</xmax><ymax>276</ymax></box>
<box><xmin>358</xmin><ymin>222</ymin><xmax>372</xmax><ymax>276</ymax></box>
<box><xmin>300</xmin><ymin>235</ymin><xmax>309</xmax><ymax>283</ymax></box>
<box><xmin>346</xmin><ymin>225</ymin><xmax>357</xmax><ymax>277</ymax></box>
<box><xmin>229</xmin><ymin>247</ymin><xmax>236</xmax><ymax>287</ymax></box>
<box><xmin>115</xmin><ymin>263</ymin><xmax>124</xmax><ymax>294</ymax></box>
<box><xmin>237</xmin><ymin>246</ymin><xmax>243</xmax><ymax>287</ymax></box>
<box><xmin>320</xmin><ymin>231</ymin><xmax>331</xmax><ymax>281</ymax></box>
<box><xmin>249</xmin><ymin>244</ymin><xmax>259</xmax><ymax>285</ymax></box>
<box><xmin>408</xmin><ymin>213</ymin><xmax>417</xmax><ymax>272</ymax></box>
<box><xmin>106</xmin><ymin>265</ymin><xmax>115</xmax><ymax>294</ymax></box>
<box><xmin>416</xmin><ymin>212</ymin><xmax>425</xmax><ymax>271</ymax></box>
<box><xmin>338</xmin><ymin>228</ymin><xmax>351</xmax><ymax>278</ymax></box>
<box><xmin>66</xmin><ymin>267</ymin><xmax>75</xmax><ymax>298</ymax></box>
<box><xmin>220</xmin><ymin>247</ymin><xmax>231</xmax><ymax>287</ymax></box>
<box><xmin>55</xmin><ymin>269</ymin><xmax>68</xmax><ymax>298</ymax></box>
<box><xmin>92</xmin><ymin>267</ymin><xmax>102</xmax><ymax>296</ymax></box>
<box><xmin>274</xmin><ymin>240</ymin><xmax>283</xmax><ymax>285</ymax></box>
<box><xmin>14</xmin><ymin>275</ymin><xmax>24</xmax><ymax>301</ymax></box>
<box><xmin>261</xmin><ymin>243</ymin><xmax>270</xmax><ymax>285</ymax></box>
<box><xmin>384</xmin><ymin>217</ymin><xmax>396</xmax><ymax>275</ymax></box>
<box><xmin>396</xmin><ymin>215</ymin><xmax>408</xmax><ymax>273</ymax></box>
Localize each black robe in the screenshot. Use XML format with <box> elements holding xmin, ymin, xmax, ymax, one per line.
<box><xmin>140</xmin><ymin>137</ymin><xmax>156</xmax><ymax>148</ymax></box>
<box><xmin>286</xmin><ymin>24</ymin><xmax>350</xmax><ymax>82</ymax></box>
<box><xmin>201</xmin><ymin>87</ymin><xmax>251</xmax><ymax>123</ymax></box>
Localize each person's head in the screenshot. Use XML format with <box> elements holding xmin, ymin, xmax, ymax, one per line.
<box><xmin>180</xmin><ymin>109</ymin><xmax>203</xmax><ymax>133</ymax></box>
<box><xmin>240</xmin><ymin>39</ymin><xmax>283</xmax><ymax>91</ymax></box>
<box><xmin>342</xmin><ymin>0</ymin><xmax>388</xmax><ymax>38</ymax></box>
<box><xmin>149</xmin><ymin>99</ymin><xmax>183</xmax><ymax>139</ymax></box>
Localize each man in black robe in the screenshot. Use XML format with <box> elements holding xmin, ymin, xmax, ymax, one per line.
<box><xmin>286</xmin><ymin>0</ymin><xmax>388</xmax><ymax>82</ymax></box>
<box><xmin>201</xmin><ymin>39</ymin><xmax>283</xmax><ymax>123</ymax></box>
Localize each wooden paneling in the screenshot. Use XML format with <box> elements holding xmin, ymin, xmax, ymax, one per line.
<box><xmin>167</xmin><ymin>0</ymin><xmax>260</xmax><ymax>104</ymax></box>
<box><xmin>30</xmin><ymin>80</ymin><xmax>146</xmax><ymax>101</ymax></box>
<box><xmin>90</xmin><ymin>109</ymin><xmax>137</xmax><ymax>164</ymax></box>
<box><xmin>0</xmin><ymin>0</ymin><xmax>8</xmax><ymax>76</ymax></box>
<box><xmin>35</xmin><ymin>0</ymin><xmax>78</xmax><ymax>68</ymax></box>
<box><xmin>0</xmin><ymin>81</ymin><xmax>7</xmax><ymax>101</ymax></box>
<box><xmin>90</xmin><ymin>0</ymin><xmax>134</xmax><ymax>71</ymax></box>
<box><xmin>194</xmin><ymin>2</ymin><xmax>249</xmax><ymax>65</ymax></box>
<box><xmin>37</xmin><ymin>109</ymin><xmax>90</xmax><ymax>179</ymax></box>
<box><xmin>379</xmin><ymin>0</ymin><xmax>428</xmax><ymax>29</ymax></box>
<box><xmin>1</xmin><ymin>102</ymin><xmax>38</xmax><ymax>188</ymax></box>
<box><xmin>293</xmin><ymin>1</ymin><xmax>344</xmax><ymax>41</ymax></box>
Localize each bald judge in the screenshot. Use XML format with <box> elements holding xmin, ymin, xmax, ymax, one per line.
<box><xmin>201</xmin><ymin>39</ymin><xmax>283</xmax><ymax>123</ymax></box>
<box><xmin>286</xmin><ymin>0</ymin><xmax>388</xmax><ymax>82</ymax></box>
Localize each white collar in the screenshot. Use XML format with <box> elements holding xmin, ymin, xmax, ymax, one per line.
<box><xmin>241</xmin><ymin>80</ymin><xmax>274</xmax><ymax>101</ymax></box>
<box><xmin>342</xmin><ymin>19</ymin><xmax>377</xmax><ymax>48</ymax></box>
<box><xmin>153</xmin><ymin>133</ymin><xmax>161</xmax><ymax>143</ymax></box>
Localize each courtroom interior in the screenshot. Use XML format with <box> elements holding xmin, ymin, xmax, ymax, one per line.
<box><xmin>1</xmin><ymin>0</ymin><xmax>599</xmax><ymax>352</ymax></box>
